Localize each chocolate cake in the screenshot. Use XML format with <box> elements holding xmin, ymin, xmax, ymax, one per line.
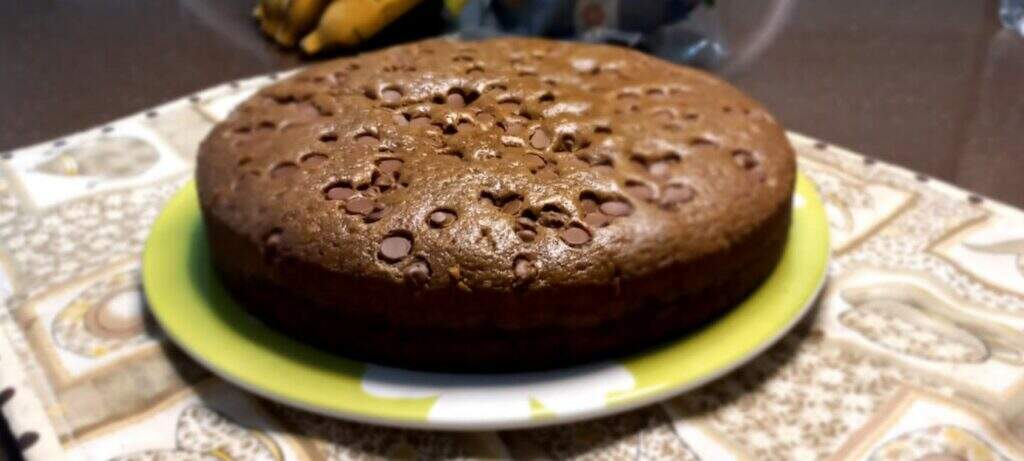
<box><xmin>195</xmin><ymin>37</ymin><xmax>796</xmax><ymax>370</ymax></box>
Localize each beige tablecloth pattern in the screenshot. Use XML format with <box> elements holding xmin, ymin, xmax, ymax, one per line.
<box><xmin>1</xmin><ymin>72</ymin><xmax>1023</xmax><ymax>460</ymax></box>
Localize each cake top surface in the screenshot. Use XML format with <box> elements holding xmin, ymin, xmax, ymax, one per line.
<box><xmin>197</xmin><ymin>37</ymin><xmax>795</xmax><ymax>291</ymax></box>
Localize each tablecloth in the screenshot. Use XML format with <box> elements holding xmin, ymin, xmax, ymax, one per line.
<box><xmin>1</xmin><ymin>70</ymin><xmax>1023</xmax><ymax>460</ymax></box>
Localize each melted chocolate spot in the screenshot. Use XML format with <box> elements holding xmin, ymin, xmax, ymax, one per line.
<box><xmin>379</xmin><ymin>235</ymin><xmax>412</xmax><ymax>262</ymax></box>
<box><xmin>428</xmin><ymin>209</ymin><xmax>457</xmax><ymax>228</ymax></box>
<box><xmin>378</xmin><ymin>159</ymin><xmax>404</xmax><ymax>175</ymax></box>
<box><xmin>600</xmin><ymin>200</ymin><xmax>633</xmax><ymax>217</ymax></box>
<box><xmin>270</xmin><ymin>162</ymin><xmax>299</xmax><ymax>179</ymax></box>
<box><xmin>446</xmin><ymin>92</ymin><xmax>466</xmax><ymax>108</ymax></box>
<box><xmin>560</xmin><ymin>226</ymin><xmax>591</xmax><ymax>246</ymax></box>
<box><xmin>583</xmin><ymin>212</ymin><xmax>611</xmax><ymax>228</ymax></box>
<box><xmin>381</xmin><ymin>89</ymin><xmax>402</xmax><ymax>103</ymax></box>
<box><xmin>530</xmin><ymin>130</ymin><xmax>551</xmax><ymax>149</ymax></box>
<box><xmin>625</xmin><ymin>183</ymin><xmax>654</xmax><ymax>201</ymax></box>
<box><xmin>326</xmin><ymin>185</ymin><xmax>354</xmax><ymax>201</ymax></box>
<box><xmin>300</xmin><ymin>152</ymin><xmax>328</xmax><ymax>166</ymax></box>
<box><xmin>662</xmin><ymin>184</ymin><xmax>696</xmax><ymax>205</ymax></box>
<box><xmin>356</xmin><ymin>133</ymin><xmax>379</xmax><ymax>147</ymax></box>
<box><xmin>404</xmin><ymin>259</ymin><xmax>431</xmax><ymax>285</ymax></box>
<box><xmin>346</xmin><ymin>197</ymin><xmax>376</xmax><ymax>215</ymax></box>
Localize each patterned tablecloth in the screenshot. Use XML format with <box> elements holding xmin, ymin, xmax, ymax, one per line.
<box><xmin>1</xmin><ymin>70</ymin><xmax>1024</xmax><ymax>461</ymax></box>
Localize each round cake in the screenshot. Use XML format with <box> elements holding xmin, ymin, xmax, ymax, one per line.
<box><xmin>196</xmin><ymin>37</ymin><xmax>796</xmax><ymax>370</ymax></box>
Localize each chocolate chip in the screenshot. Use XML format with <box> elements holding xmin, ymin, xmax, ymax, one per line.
<box><xmin>562</xmin><ymin>157</ymin><xmax>589</xmax><ymax>170</ymax></box>
<box><xmin>326</xmin><ymin>185</ymin><xmax>354</xmax><ymax>201</ymax></box>
<box><xmin>663</xmin><ymin>184</ymin><xmax>696</xmax><ymax>204</ymax></box>
<box><xmin>524</xmin><ymin>153</ymin><xmax>546</xmax><ymax>170</ymax></box>
<box><xmin>364</xmin><ymin>207</ymin><xmax>385</xmax><ymax>223</ymax></box>
<box><xmin>516</xmin><ymin>229</ymin><xmax>537</xmax><ymax>242</ymax></box>
<box><xmin>381</xmin><ymin>89</ymin><xmax>402</xmax><ymax>103</ymax></box>
<box><xmin>378</xmin><ymin>159</ymin><xmax>403</xmax><ymax>175</ymax></box>
<box><xmin>600</xmin><ymin>200</ymin><xmax>633</xmax><ymax>217</ymax></box>
<box><xmin>583</xmin><ymin>212</ymin><xmax>611</xmax><ymax>228</ymax></box>
<box><xmin>530</xmin><ymin>130</ymin><xmax>551</xmax><ymax>149</ymax></box>
<box><xmin>649</xmin><ymin>161</ymin><xmax>671</xmax><ymax>177</ymax></box>
<box><xmin>428</xmin><ymin>209</ymin><xmax>456</xmax><ymax>228</ymax></box>
<box><xmin>393</xmin><ymin>113</ymin><xmax>409</xmax><ymax>125</ymax></box>
<box><xmin>477</xmin><ymin>113</ymin><xmax>495</xmax><ymax>124</ymax></box>
<box><xmin>300</xmin><ymin>152</ymin><xmax>328</xmax><ymax>166</ymax></box>
<box><xmin>625</xmin><ymin>183</ymin><xmax>654</xmax><ymax>201</ymax></box>
<box><xmin>379</xmin><ymin>235</ymin><xmax>412</xmax><ymax>262</ymax></box>
<box><xmin>356</xmin><ymin>133</ymin><xmax>379</xmax><ymax>147</ymax></box>
<box><xmin>560</xmin><ymin>226</ymin><xmax>591</xmax><ymax>246</ymax></box>
<box><xmin>732</xmin><ymin>150</ymin><xmax>758</xmax><ymax>169</ymax></box>
<box><xmin>535</xmin><ymin>168</ymin><xmax>558</xmax><ymax>180</ymax></box>
<box><xmin>270</xmin><ymin>162</ymin><xmax>299</xmax><ymax>179</ymax></box>
<box><xmin>446</xmin><ymin>92</ymin><xmax>465</xmax><ymax>108</ymax></box>
<box><xmin>346</xmin><ymin>197</ymin><xmax>376</xmax><ymax>215</ymax></box>
<box><xmin>410</xmin><ymin>116</ymin><xmax>432</xmax><ymax>127</ymax></box>
<box><xmin>647</xmin><ymin>88</ymin><xmax>666</xmax><ymax>98</ymax></box>
<box><xmin>374</xmin><ymin>173</ymin><xmax>395</xmax><ymax>188</ymax></box>
<box><xmin>514</xmin><ymin>256</ymin><xmax>537</xmax><ymax>283</ymax></box>
<box><xmin>690</xmin><ymin>137</ymin><xmax>717</xmax><ymax>148</ymax></box>
<box><xmin>501</xmin><ymin>199</ymin><xmax>523</xmax><ymax>214</ymax></box>
<box><xmin>404</xmin><ymin>259</ymin><xmax>431</xmax><ymax>285</ymax></box>
<box><xmin>539</xmin><ymin>209</ymin><xmax>568</xmax><ymax>228</ymax></box>
<box><xmin>502</xmin><ymin>119</ymin><xmax>527</xmax><ymax>136</ymax></box>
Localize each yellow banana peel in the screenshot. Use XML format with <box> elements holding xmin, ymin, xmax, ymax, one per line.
<box><xmin>256</xmin><ymin>0</ymin><xmax>333</xmax><ymax>48</ymax></box>
<box><xmin>300</xmin><ymin>0</ymin><xmax>425</xmax><ymax>54</ymax></box>
<box><xmin>444</xmin><ymin>0</ymin><xmax>469</xmax><ymax>15</ymax></box>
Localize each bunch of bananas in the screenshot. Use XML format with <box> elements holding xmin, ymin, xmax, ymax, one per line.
<box><xmin>256</xmin><ymin>0</ymin><xmax>452</xmax><ymax>54</ymax></box>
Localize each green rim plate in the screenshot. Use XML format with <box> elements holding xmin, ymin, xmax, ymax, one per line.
<box><xmin>143</xmin><ymin>173</ymin><xmax>829</xmax><ymax>430</ymax></box>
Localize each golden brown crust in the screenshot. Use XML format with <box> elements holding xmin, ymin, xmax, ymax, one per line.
<box><xmin>196</xmin><ymin>37</ymin><xmax>796</xmax><ymax>369</ymax></box>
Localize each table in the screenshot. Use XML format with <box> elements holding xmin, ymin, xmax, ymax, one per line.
<box><xmin>1</xmin><ymin>2</ymin><xmax>1023</xmax><ymax>460</ymax></box>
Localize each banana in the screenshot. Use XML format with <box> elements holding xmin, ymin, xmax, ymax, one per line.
<box><xmin>301</xmin><ymin>0</ymin><xmax>425</xmax><ymax>54</ymax></box>
<box><xmin>444</xmin><ymin>0</ymin><xmax>470</xmax><ymax>15</ymax></box>
<box><xmin>256</xmin><ymin>0</ymin><xmax>333</xmax><ymax>47</ymax></box>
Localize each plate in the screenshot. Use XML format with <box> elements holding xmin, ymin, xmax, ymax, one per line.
<box><xmin>143</xmin><ymin>173</ymin><xmax>829</xmax><ymax>430</ymax></box>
